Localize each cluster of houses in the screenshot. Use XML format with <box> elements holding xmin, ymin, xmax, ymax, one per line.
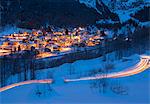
<box><xmin>0</xmin><ymin>26</ymin><xmax>107</xmax><ymax>58</ymax></box>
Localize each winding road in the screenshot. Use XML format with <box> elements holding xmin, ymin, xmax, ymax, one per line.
<box><xmin>0</xmin><ymin>55</ymin><xmax>149</xmax><ymax>92</ymax></box>
<box><xmin>64</xmin><ymin>55</ymin><xmax>150</xmax><ymax>82</ymax></box>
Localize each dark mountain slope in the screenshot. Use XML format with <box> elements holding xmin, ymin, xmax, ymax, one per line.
<box><xmin>132</xmin><ymin>6</ymin><xmax>150</xmax><ymax>22</ymax></box>
<box><xmin>1</xmin><ymin>0</ymin><xmax>119</xmax><ymax>28</ymax></box>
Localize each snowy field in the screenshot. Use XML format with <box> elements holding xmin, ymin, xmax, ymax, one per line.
<box><xmin>1</xmin><ymin>69</ymin><xmax>149</xmax><ymax>104</ymax></box>
<box><xmin>0</xmin><ymin>52</ymin><xmax>150</xmax><ymax>104</ymax></box>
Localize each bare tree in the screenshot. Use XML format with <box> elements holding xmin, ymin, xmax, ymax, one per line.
<box><xmin>111</xmin><ymin>81</ymin><xmax>128</xmax><ymax>95</ymax></box>
<box><xmin>89</xmin><ymin>67</ymin><xmax>108</xmax><ymax>94</ymax></box>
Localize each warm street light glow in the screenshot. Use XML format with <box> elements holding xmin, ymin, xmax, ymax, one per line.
<box><xmin>0</xmin><ymin>27</ymin><xmax>105</xmax><ymax>58</ymax></box>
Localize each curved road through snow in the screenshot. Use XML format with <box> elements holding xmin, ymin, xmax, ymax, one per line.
<box><xmin>0</xmin><ymin>55</ymin><xmax>149</xmax><ymax>92</ymax></box>
<box><xmin>64</xmin><ymin>55</ymin><xmax>150</xmax><ymax>82</ymax></box>
<box><xmin>0</xmin><ymin>79</ymin><xmax>53</xmax><ymax>92</ymax></box>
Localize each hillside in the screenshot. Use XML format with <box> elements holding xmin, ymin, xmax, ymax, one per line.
<box><xmin>0</xmin><ymin>0</ymin><xmax>118</xmax><ymax>28</ymax></box>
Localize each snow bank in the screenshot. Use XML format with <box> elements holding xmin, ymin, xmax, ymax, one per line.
<box><xmin>0</xmin><ymin>26</ymin><xmax>31</xmax><ymax>36</ymax></box>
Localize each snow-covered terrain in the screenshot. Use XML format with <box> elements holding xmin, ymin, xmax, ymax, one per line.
<box><xmin>4</xmin><ymin>52</ymin><xmax>139</xmax><ymax>85</ymax></box>
<box><xmin>1</xmin><ymin>52</ymin><xmax>150</xmax><ymax>104</ymax></box>
<box><xmin>0</xmin><ymin>26</ymin><xmax>31</xmax><ymax>37</ymax></box>
<box><xmin>0</xmin><ymin>1</ymin><xmax>149</xmax><ymax>103</ymax></box>
<box><xmin>79</xmin><ymin>0</ymin><xmax>150</xmax><ymax>23</ymax></box>
<box><xmin>1</xmin><ymin>70</ymin><xmax>149</xmax><ymax>104</ymax></box>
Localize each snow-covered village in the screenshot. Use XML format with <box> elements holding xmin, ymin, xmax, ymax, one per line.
<box><xmin>0</xmin><ymin>0</ymin><xmax>150</xmax><ymax>104</ymax></box>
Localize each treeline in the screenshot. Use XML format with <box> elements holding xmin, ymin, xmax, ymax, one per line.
<box><xmin>0</xmin><ymin>50</ymin><xmax>37</xmax><ymax>87</ymax></box>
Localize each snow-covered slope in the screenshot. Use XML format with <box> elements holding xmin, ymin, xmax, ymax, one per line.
<box><xmin>79</xmin><ymin>0</ymin><xmax>96</xmax><ymax>9</ymax></box>
<box><xmin>79</xmin><ymin>0</ymin><xmax>119</xmax><ymax>21</ymax></box>
<box><xmin>1</xmin><ymin>54</ymin><xmax>150</xmax><ymax>104</ymax></box>
<box><xmin>79</xmin><ymin>0</ymin><xmax>150</xmax><ymax>23</ymax></box>
<box><xmin>1</xmin><ymin>69</ymin><xmax>150</xmax><ymax>104</ymax></box>
<box><xmin>0</xmin><ymin>26</ymin><xmax>31</xmax><ymax>37</ymax></box>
